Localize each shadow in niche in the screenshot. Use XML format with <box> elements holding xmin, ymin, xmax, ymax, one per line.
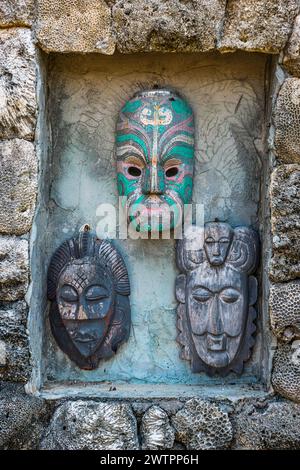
<box><xmin>28</xmin><ymin>50</ymin><xmax>275</xmax><ymax>395</ymax></box>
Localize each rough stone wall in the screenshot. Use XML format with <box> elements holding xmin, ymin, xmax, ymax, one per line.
<box><xmin>270</xmin><ymin>12</ymin><xmax>300</xmax><ymax>404</ymax></box>
<box><xmin>0</xmin><ymin>22</ymin><xmax>37</xmax><ymax>382</ymax></box>
<box><xmin>1</xmin><ymin>388</ymin><xmax>300</xmax><ymax>450</ymax></box>
<box><xmin>0</xmin><ymin>0</ymin><xmax>300</xmax><ymax>450</ymax></box>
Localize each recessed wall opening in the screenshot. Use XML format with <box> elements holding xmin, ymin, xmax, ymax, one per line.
<box><xmin>29</xmin><ymin>51</ymin><xmax>274</xmax><ymax>397</ymax></box>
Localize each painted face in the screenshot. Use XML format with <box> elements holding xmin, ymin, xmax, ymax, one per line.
<box><xmin>57</xmin><ymin>261</ymin><xmax>115</xmax><ymax>358</ymax></box>
<box><xmin>186</xmin><ymin>263</ymin><xmax>248</xmax><ymax>369</ymax></box>
<box><xmin>204</xmin><ymin>222</ymin><xmax>233</xmax><ymax>266</ymax></box>
<box><xmin>116</xmin><ymin>89</ymin><xmax>195</xmax><ymax>232</ymax></box>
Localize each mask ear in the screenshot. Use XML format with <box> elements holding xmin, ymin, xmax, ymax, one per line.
<box><xmin>176</xmin><ymin>274</ymin><xmax>186</xmax><ymax>304</ymax></box>
<box><xmin>249</xmin><ymin>276</ymin><xmax>257</xmax><ymax>306</ymax></box>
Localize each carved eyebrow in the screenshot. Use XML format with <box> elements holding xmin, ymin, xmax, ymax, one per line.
<box><xmin>219</xmin><ymin>237</ymin><xmax>230</xmax><ymax>242</ymax></box>
<box><xmin>205</xmin><ymin>236</ymin><xmax>215</xmax><ymax>242</ymax></box>
<box><xmin>164</xmin><ymin>158</ymin><xmax>181</xmax><ymax>168</ymax></box>
<box><xmin>160</xmin><ymin>133</ymin><xmax>194</xmax><ymax>158</ymax></box>
<box><xmin>220</xmin><ymin>287</ymin><xmax>240</xmax><ymax>293</ymax></box>
<box><xmin>160</xmin><ymin>143</ymin><xmax>194</xmax><ymax>164</ymax></box>
<box><xmin>117</xmin><ymin>150</ymin><xmax>146</xmax><ymax>166</ymax></box>
<box><xmin>192</xmin><ymin>286</ymin><xmax>213</xmax><ymax>293</ymax></box>
<box><xmin>116</xmin><ymin>128</ymin><xmax>150</xmax><ymax>163</ymax></box>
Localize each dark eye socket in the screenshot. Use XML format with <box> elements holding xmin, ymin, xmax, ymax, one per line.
<box><xmin>128</xmin><ymin>166</ymin><xmax>142</xmax><ymax>177</ymax></box>
<box><xmin>165</xmin><ymin>167</ymin><xmax>179</xmax><ymax>178</ymax></box>
<box><xmin>60</xmin><ymin>285</ymin><xmax>78</xmax><ymax>302</ymax></box>
<box><xmin>85</xmin><ymin>285</ymin><xmax>109</xmax><ymax>301</ymax></box>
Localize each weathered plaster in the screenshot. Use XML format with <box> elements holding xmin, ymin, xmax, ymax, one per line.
<box><xmin>28</xmin><ymin>51</ymin><xmax>271</xmax><ymax>390</ymax></box>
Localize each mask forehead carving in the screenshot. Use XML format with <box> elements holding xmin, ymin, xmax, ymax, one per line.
<box><xmin>116</xmin><ymin>89</ymin><xmax>195</xmax><ymax>233</ymax></box>
<box><xmin>204</xmin><ymin>222</ymin><xmax>233</xmax><ymax>266</ymax></box>
<box><xmin>47</xmin><ymin>231</ymin><xmax>131</xmax><ymax>370</ymax></box>
<box><xmin>176</xmin><ymin>223</ymin><xmax>259</xmax><ymax>376</ymax></box>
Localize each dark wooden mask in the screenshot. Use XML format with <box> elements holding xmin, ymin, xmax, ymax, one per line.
<box><xmin>47</xmin><ymin>231</ymin><xmax>131</xmax><ymax>370</ymax></box>
<box><xmin>176</xmin><ymin>223</ymin><xmax>259</xmax><ymax>376</ymax></box>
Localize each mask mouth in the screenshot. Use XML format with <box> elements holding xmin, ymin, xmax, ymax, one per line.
<box><xmin>206</xmin><ymin>333</ymin><xmax>227</xmax><ymax>351</ymax></box>
<box><xmin>66</xmin><ymin>327</ymin><xmax>100</xmax><ymax>344</ymax></box>
<box><xmin>71</xmin><ymin>333</ymin><xmax>98</xmax><ymax>343</ymax></box>
<box><xmin>209</xmin><ymin>255</ymin><xmax>224</xmax><ymax>265</ymax></box>
<box><xmin>129</xmin><ymin>205</ymin><xmax>177</xmax><ymax>232</ymax></box>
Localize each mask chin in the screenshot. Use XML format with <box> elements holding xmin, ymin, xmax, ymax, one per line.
<box><xmin>64</xmin><ymin>319</ymin><xmax>108</xmax><ymax>358</ymax></box>
<box><xmin>193</xmin><ymin>333</ymin><xmax>242</xmax><ymax>369</ymax></box>
<box><xmin>128</xmin><ymin>200</ymin><xmax>181</xmax><ymax>232</ymax></box>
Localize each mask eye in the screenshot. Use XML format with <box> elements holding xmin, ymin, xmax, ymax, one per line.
<box><xmin>85</xmin><ymin>285</ymin><xmax>108</xmax><ymax>301</ymax></box>
<box><xmin>219</xmin><ymin>237</ymin><xmax>230</xmax><ymax>244</ymax></box>
<box><xmin>220</xmin><ymin>288</ymin><xmax>240</xmax><ymax>303</ymax></box>
<box><xmin>205</xmin><ymin>237</ymin><xmax>215</xmax><ymax>244</ymax></box>
<box><xmin>165</xmin><ymin>167</ymin><xmax>179</xmax><ymax>178</ymax></box>
<box><xmin>193</xmin><ymin>288</ymin><xmax>212</xmax><ymax>303</ymax></box>
<box><xmin>60</xmin><ymin>285</ymin><xmax>78</xmax><ymax>302</ymax></box>
<box><xmin>128</xmin><ymin>166</ymin><xmax>142</xmax><ymax>177</ymax></box>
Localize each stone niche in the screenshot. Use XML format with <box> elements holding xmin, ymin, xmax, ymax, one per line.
<box><xmin>29</xmin><ymin>51</ymin><xmax>272</xmax><ymax>395</ymax></box>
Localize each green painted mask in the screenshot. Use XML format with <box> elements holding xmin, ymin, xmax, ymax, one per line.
<box><xmin>116</xmin><ymin>89</ymin><xmax>195</xmax><ymax>233</ymax></box>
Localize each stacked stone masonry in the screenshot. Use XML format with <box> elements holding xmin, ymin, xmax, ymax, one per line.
<box><xmin>1</xmin><ymin>390</ymin><xmax>300</xmax><ymax>450</ymax></box>
<box><xmin>270</xmin><ymin>62</ymin><xmax>300</xmax><ymax>404</ymax></box>
<box><xmin>1</xmin><ymin>0</ymin><xmax>300</xmax><ymax>450</ymax></box>
<box><xmin>0</xmin><ymin>26</ymin><xmax>37</xmax><ymax>383</ymax></box>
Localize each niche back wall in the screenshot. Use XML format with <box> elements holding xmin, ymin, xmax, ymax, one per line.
<box><xmin>35</xmin><ymin>51</ymin><xmax>268</xmax><ymax>386</ymax></box>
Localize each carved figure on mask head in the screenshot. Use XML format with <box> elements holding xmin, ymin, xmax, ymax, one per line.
<box><xmin>47</xmin><ymin>230</ymin><xmax>131</xmax><ymax>370</ymax></box>
<box><xmin>116</xmin><ymin>88</ymin><xmax>195</xmax><ymax>233</ymax></box>
<box><xmin>176</xmin><ymin>222</ymin><xmax>259</xmax><ymax>376</ymax></box>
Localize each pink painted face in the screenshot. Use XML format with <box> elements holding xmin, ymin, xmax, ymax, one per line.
<box><xmin>116</xmin><ymin>89</ymin><xmax>195</xmax><ymax>232</ymax></box>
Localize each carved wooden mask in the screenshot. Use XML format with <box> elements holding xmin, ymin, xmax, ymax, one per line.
<box><xmin>176</xmin><ymin>223</ymin><xmax>259</xmax><ymax>376</ymax></box>
<box><xmin>116</xmin><ymin>89</ymin><xmax>195</xmax><ymax>233</ymax></box>
<box><xmin>47</xmin><ymin>231</ymin><xmax>131</xmax><ymax>370</ymax></box>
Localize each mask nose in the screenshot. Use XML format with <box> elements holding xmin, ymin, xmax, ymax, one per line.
<box><xmin>142</xmin><ymin>164</ymin><xmax>165</xmax><ymax>195</ymax></box>
<box><xmin>207</xmin><ymin>295</ymin><xmax>223</xmax><ymax>335</ymax></box>
<box><xmin>212</xmin><ymin>242</ymin><xmax>221</xmax><ymax>256</ymax></box>
<box><xmin>77</xmin><ymin>304</ymin><xmax>88</xmax><ymax>320</ymax></box>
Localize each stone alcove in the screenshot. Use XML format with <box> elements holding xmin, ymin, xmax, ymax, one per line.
<box><xmin>1</xmin><ymin>0</ymin><xmax>300</xmax><ymax>450</ymax></box>
<box><xmin>28</xmin><ymin>50</ymin><xmax>274</xmax><ymax>396</ymax></box>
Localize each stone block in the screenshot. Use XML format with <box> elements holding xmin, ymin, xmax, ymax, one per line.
<box><xmin>274</xmin><ymin>79</ymin><xmax>300</xmax><ymax>164</ymax></box>
<box><xmin>171</xmin><ymin>398</ymin><xmax>232</xmax><ymax>450</ymax></box>
<box><xmin>40</xmin><ymin>401</ymin><xmax>139</xmax><ymax>450</ymax></box>
<box><xmin>269</xmin><ymin>281</ymin><xmax>300</xmax><ymax>341</ymax></box>
<box><xmin>0</xmin><ymin>28</ymin><xmax>36</xmax><ymax>140</ymax></box>
<box><xmin>112</xmin><ymin>0</ymin><xmax>226</xmax><ymax>53</ymax></box>
<box><xmin>220</xmin><ymin>0</ymin><xmax>298</xmax><ymax>53</ymax></box>
<box><xmin>283</xmin><ymin>15</ymin><xmax>300</xmax><ymax>77</ymax></box>
<box><xmin>35</xmin><ymin>0</ymin><xmax>115</xmax><ymax>54</ymax></box>
<box><xmin>0</xmin><ymin>236</ymin><xmax>29</xmax><ymax>301</ymax></box>
<box><xmin>272</xmin><ymin>341</ymin><xmax>300</xmax><ymax>403</ymax></box>
<box><xmin>233</xmin><ymin>399</ymin><xmax>300</xmax><ymax>449</ymax></box>
<box><xmin>0</xmin><ymin>302</ymin><xmax>29</xmax><ymax>382</ymax></box>
<box><xmin>0</xmin><ymin>382</ymin><xmax>50</xmax><ymax>449</ymax></box>
<box><xmin>0</xmin><ymin>0</ymin><xmax>34</xmax><ymax>27</ymax></box>
<box><xmin>0</xmin><ymin>139</ymin><xmax>37</xmax><ymax>235</ymax></box>
<box><xmin>270</xmin><ymin>165</ymin><xmax>300</xmax><ymax>282</ymax></box>
<box><xmin>141</xmin><ymin>405</ymin><xmax>175</xmax><ymax>450</ymax></box>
